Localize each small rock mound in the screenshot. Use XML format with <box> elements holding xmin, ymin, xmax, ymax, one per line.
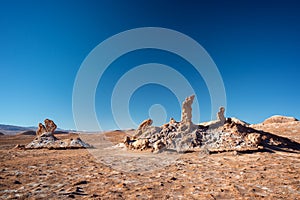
<box><xmin>263</xmin><ymin>115</ymin><xmax>298</xmax><ymax>124</ymax></box>
<box><xmin>25</xmin><ymin>132</ymin><xmax>93</xmax><ymax>149</ymax></box>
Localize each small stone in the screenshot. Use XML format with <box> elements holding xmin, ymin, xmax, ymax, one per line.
<box><xmin>75</xmin><ymin>187</ymin><xmax>84</xmax><ymax>193</ymax></box>
<box><xmin>73</xmin><ymin>180</ymin><xmax>88</xmax><ymax>186</ymax></box>
<box><xmin>13</xmin><ymin>180</ymin><xmax>22</xmax><ymax>184</ymax></box>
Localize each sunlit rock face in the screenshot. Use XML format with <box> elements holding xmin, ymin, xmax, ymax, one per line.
<box><xmin>36</xmin><ymin>119</ymin><xmax>57</xmax><ymax>136</ymax></box>
<box><xmin>181</xmin><ymin>95</ymin><xmax>194</xmax><ymax>124</ymax></box>
<box><xmin>122</xmin><ymin>95</ymin><xmax>297</xmax><ymax>154</ymax></box>
<box><xmin>262</xmin><ymin>115</ymin><xmax>298</xmax><ymax>124</ymax></box>
<box><xmin>25</xmin><ymin>119</ymin><xmax>92</xmax><ymax>149</ymax></box>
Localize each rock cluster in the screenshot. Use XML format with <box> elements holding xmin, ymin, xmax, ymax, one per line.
<box><xmin>24</xmin><ymin>119</ymin><xmax>92</xmax><ymax>149</ymax></box>
<box><xmin>123</xmin><ymin>95</ymin><xmax>293</xmax><ymax>153</ymax></box>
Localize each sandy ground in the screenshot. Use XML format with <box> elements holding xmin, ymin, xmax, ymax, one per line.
<box><xmin>0</xmin><ymin>127</ymin><xmax>300</xmax><ymax>199</ymax></box>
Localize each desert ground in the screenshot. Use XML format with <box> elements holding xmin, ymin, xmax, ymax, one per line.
<box><xmin>0</xmin><ymin>121</ymin><xmax>300</xmax><ymax>199</ymax></box>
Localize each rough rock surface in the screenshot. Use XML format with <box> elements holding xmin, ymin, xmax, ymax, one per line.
<box><xmin>133</xmin><ymin>119</ymin><xmax>153</xmax><ymax>139</ymax></box>
<box><xmin>217</xmin><ymin>106</ymin><xmax>226</xmax><ymax>124</ymax></box>
<box><xmin>23</xmin><ymin>120</ymin><xmax>92</xmax><ymax>149</ymax></box>
<box><xmin>124</xmin><ymin>95</ymin><xmax>300</xmax><ymax>154</ymax></box>
<box><xmin>181</xmin><ymin>95</ymin><xmax>194</xmax><ymax>124</ymax></box>
<box><xmin>36</xmin><ymin>119</ymin><xmax>57</xmax><ymax>136</ymax></box>
<box><xmin>25</xmin><ymin>132</ymin><xmax>93</xmax><ymax>149</ymax></box>
<box><xmin>262</xmin><ymin>115</ymin><xmax>298</xmax><ymax>124</ymax></box>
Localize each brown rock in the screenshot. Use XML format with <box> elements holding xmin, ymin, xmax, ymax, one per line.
<box><xmin>246</xmin><ymin>133</ymin><xmax>261</xmax><ymax>146</ymax></box>
<box><xmin>134</xmin><ymin>119</ymin><xmax>153</xmax><ymax>138</ymax></box>
<box><xmin>181</xmin><ymin>95</ymin><xmax>195</xmax><ymax>124</ymax></box>
<box><xmin>130</xmin><ymin>138</ymin><xmax>149</xmax><ymax>150</ymax></box>
<box><xmin>44</xmin><ymin>119</ymin><xmax>57</xmax><ymax>133</ymax></box>
<box><xmin>263</xmin><ymin>115</ymin><xmax>298</xmax><ymax>124</ymax></box>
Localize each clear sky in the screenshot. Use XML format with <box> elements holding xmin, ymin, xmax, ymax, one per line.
<box><xmin>0</xmin><ymin>0</ymin><xmax>299</xmax><ymax>130</ymax></box>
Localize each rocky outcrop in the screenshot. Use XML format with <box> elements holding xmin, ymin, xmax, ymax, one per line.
<box><xmin>24</xmin><ymin>119</ymin><xmax>92</xmax><ymax>149</ymax></box>
<box><xmin>262</xmin><ymin>115</ymin><xmax>298</xmax><ymax>124</ymax></box>
<box><xmin>229</xmin><ymin>117</ymin><xmax>250</xmax><ymax>127</ymax></box>
<box><xmin>181</xmin><ymin>95</ymin><xmax>194</xmax><ymax>124</ymax></box>
<box><xmin>217</xmin><ymin>107</ymin><xmax>226</xmax><ymax>124</ymax></box>
<box><xmin>123</xmin><ymin>136</ymin><xmax>149</xmax><ymax>151</ymax></box>
<box><xmin>25</xmin><ymin>133</ymin><xmax>93</xmax><ymax>149</ymax></box>
<box><xmin>133</xmin><ymin>119</ymin><xmax>153</xmax><ymax>139</ymax></box>
<box><xmin>36</xmin><ymin>119</ymin><xmax>57</xmax><ymax>136</ymax></box>
<box><xmin>120</xmin><ymin>95</ymin><xmax>300</xmax><ymax>154</ymax></box>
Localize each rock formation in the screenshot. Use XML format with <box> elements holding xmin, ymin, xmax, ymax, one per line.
<box><xmin>181</xmin><ymin>95</ymin><xmax>194</xmax><ymax>124</ymax></box>
<box><xmin>217</xmin><ymin>107</ymin><xmax>226</xmax><ymax>125</ymax></box>
<box><xmin>262</xmin><ymin>115</ymin><xmax>298</xmax><ymax>124</ymax></box>
<box><xmin>200</xmin><ymin>107</ymin><xmax>227</xmax><ymax>129</ymax></box>
<box><xmin>245</xmin><ymin>133</ymin><xmax>261</xmax><ymax>146</ymax></box>
<box><xmin>120</xmin><ymin>95</ymin><xmax>298</xmax><ymax>154</ymax></box>
<box><xmin>25</xmin><ymin>119</ymin><xmax>92</xmax><ymax>149</ymax></box>
<box><xmin>25</xmin><ymin>134</ymin><xmax>93</xmax><ymax>149</ymax></box>
<box><xmin>36</xmin><ymin>123</ymin><xmax>47</xmax><ymax>136</ymax></box>
<box><xmin>133</xmin><ymin>119</ymin><xmax>153</xmax><ymax>139</ymax></box>
<box><xmin>44</xmin><ymin>118</ymin><xmax>57</xmax><ymax>133</ymax></box>
<box><xmin>36</xmin><ymin>119</ymin><xmax>57</xmax><ymax>136</ymax></box>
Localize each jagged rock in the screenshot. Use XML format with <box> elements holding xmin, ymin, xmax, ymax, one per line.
<box><xmin>181</xmin><ymin>95</ymin><xmax>194</xmax><ymax>124</ymax></box>
<box><xmin>200</xmin><ymin>107</ymin><xmax>227</xmax><ymax>129</ymax></box>
<box><xmin>217</xmin><ymin>107</ymin><xmax>226</xmax><ymax>124</ymax></box>
<box><xmin>25</xmin><ymin>132</ymin><xmax>58</xmax><ymax>149</ymax></box>
<box><xmin>44</xmin><ymin>119</ymin><xmax>57</xmax><ymax>133</ymax></box>
<box><xmin>138</xmin><ymin>126</ymin><xmax>162</xmax><ymax>139</ymax></box>
<box><xmin>123</xmin><ymin>136</ymin><xmax>131</xmax><ymax>146</ymax></box>
<box><xmin>36</xmin><ymin>123</ymin><xmax>47</xmax><ymax>136</ymax></box>
<box><xmin>229</xmin><ymin>117</ymin><xmax>250</xmax><ymax>127</ymax></box>
<box><xmin>123</xmin><ymin>136</ymin><xmax>149</xmax><ymax>151</ymax></box>
<box><xmin>134</xmin><ymin>119</ymin><xmax>153</xmax><ymax>139</ymax></box>
<box><xmin>121</xmin><ymin>95</ymin><xmax>298</xmax><ymax>154</ymax></box>
<box><xmin>245</xmin><ymin>133</ymin><xmax>261</xmax><ymax>146</ymax></box>
<box><xmin>130</xmin><ymin>139</ymin><xmax>149</xmax><ymax>150</ymax></box>
<box><xmin>25</xmin><ymin>133</ymin><xmax>93</xmax><ymax>149</ymax></box>
<box><xmin>152</xmin><ymin>140</ymin><xmax>165</xmax><ymax>153</ymax></box>
<box><xmin>36</xmin><ymin>119</ymin><xmax>57</xmax><ymax>136</ymax></box>
<box><xmin>24</xmin><ymin>120</ymin><xmax>92</xmax><ymax>149</ymax></box>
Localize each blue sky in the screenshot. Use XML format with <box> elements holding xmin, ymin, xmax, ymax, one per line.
<box><xmin>0</xmin><ymin>0</ymin><xmax>299</xmax><ymax>130</ymax></box>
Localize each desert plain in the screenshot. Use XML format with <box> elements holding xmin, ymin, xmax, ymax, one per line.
<box><xmin>0</xmin><ymin>117</ymin><xmax>300</xmax><ymax>200</ymax></box>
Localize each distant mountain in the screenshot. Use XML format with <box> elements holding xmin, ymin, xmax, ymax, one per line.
<box><xmin>0</xmin><ymin>124</ymin><xmax>34</xmax><ymax>135</ymax></box>
<box><xmin>0</xmin><ymin>124</ymin><xmax>71</xmax><ymax>135</ymax></box>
